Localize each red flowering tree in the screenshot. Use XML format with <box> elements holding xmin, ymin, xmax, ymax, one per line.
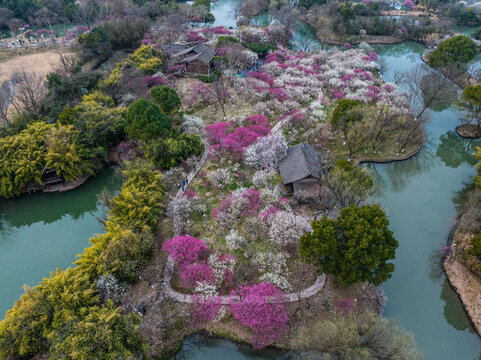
<box><xmin>221</xmin><ymin>126</ymin><xmax>270</xmax><ymax>157</ymax></box>
<box><xmin>180</xmin><ymin>263</ymin><xmax>215</xmax><ymax>288</ymax></box>
<box><xmin>206</xmin><ymin>120</ymin><xmax>270</xmax><ymax>158</ymax></box>
<box><xmin>229</xmin><ymin>282</ymin><xmax>289</xmax><ymax>348</ymax></box>
<box><xmin>162</xmin><ymin>235</ymin><xmax>209</xmax><ymax>264</ymax></box>
<box><xmin>206</xmin><ymin>122</ymin><xmax>232</xmax><ymax>145</ymax></box>
<box><xmin>191</xmin><ymin>295</ymin><xmax>223</xmax><ymax>324</ymax></box>
<box><xmin>241</xmin><ymin>189</ymin><xmax>262</xmax><ymax>216</ymax></box>
<box><xmin>245</xmin><ymin>114</ymin><xmax>270</xmax><ymax>127</ymax></box>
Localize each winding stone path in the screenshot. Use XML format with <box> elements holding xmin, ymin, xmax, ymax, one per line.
<box><xmin>163</xmin><ymin>117</ymin><xmax>327</xmax><ymax>304</ymax></box>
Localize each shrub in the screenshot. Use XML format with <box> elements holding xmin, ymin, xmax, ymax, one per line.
<box><xmin>150</xmin><ymin>85</ymin><xmax>181</xmax><ymax>113</ymax></box>
<box><xmin>126</xmin><ymin>98</ymin><xmax>171</xmax><ymax>141</ymax></box>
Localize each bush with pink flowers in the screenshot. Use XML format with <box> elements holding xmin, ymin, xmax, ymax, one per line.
<box><xmin>229</xmin><ymin>282</ymin><xmax>289</xmax><ymax>348</ymax></box>
<box><xmin>162</xmin><ymin>235</ymin><xmax>209</xmax><ymax>264</ymax></box>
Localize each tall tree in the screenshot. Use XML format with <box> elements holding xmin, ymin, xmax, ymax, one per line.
<box><xmin>150</xmin><ymin>85</ymin><xmax>181</xmax><ymax>114</ymax></box>
<box><xmin>299</xmin><ymin>204</ymin><xmax>398</xmax><ymax>285</ymax></box>
<box><xmin>456</xmin><ymin>84</ymin><xmax>481</xmax><ymax>130</ymax></box>
<box><xmin>324</xmin><ymin>159</ymin><xmax>375</xmax><ymax>208</ymax></box>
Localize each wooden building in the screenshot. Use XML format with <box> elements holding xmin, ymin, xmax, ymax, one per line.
<box><xmin>278</xmin><ymin>142</ymin><xmax>322</xmax><ymax>203</ymax></box>
<box><xmin>160</xmin><ymin>43</ymin><xmax>216</xmax><ymax>75</ymax></box>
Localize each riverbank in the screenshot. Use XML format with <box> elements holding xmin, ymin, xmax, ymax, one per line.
<box><xmin>355</xmin><ymin>142</ymin><xmax>422</xmax><ymax>166</ymax></box>
<box><xmin>443</xmin><ymin>254</ymin><xmax>481</xmax><ymax>336</ymax></box>
<box><xmin>442</xmin><ymin>184</ymin><xmax>481</xmax><ymax>338</ymax></box>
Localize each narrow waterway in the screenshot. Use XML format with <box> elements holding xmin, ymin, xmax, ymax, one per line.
<box><xmin>0</xmin><ymin>169</ymin><xmax>121</xmax><ymax>317</ymax></box>
<box><xmin>171</xmin><ymin>3</ymin><xmax>481</xmax><ymax>360</ymax></box>
<box><xmin>369</xmin><ymin>41</ymin><xmax>481</xmax><ymax>359</ymax></box>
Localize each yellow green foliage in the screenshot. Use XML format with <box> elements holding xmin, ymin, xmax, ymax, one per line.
<box><xmin>100</xmin><ymin>45</ymin><xmax>164</xmax><ymax>89</ymax></box>
<box><xmin>100</xmin><ymin>59</ymin><xmax>126</xmax><ymax>89</ymax></box>
<box><xmin>77</xmin><ymin>163</ymin><xmax>164</xmax><ymax>281</ymax></box>
<box><xmin>0</xmin><ymin>122</ymin><xmax>95</xmax><ymax>198</ymax></box>
<box><xmin>0</xmin><ymin>122</ymin><xmax>52</xmax><ymax>198</ymax></box>
<box><xmin>129</xmin><ymin>45</ymin><xmax>164</xmax><ymax>75</ymax></box>
<box><xmin>60</xmin><ymin>92</ymin><xmax>127</xmax><ymax>155</ymax></box>
<box><xmin>49</xmin><ymin>302</ymin><xmax>146</xmax><ymax>360</ymax></box>
<box><xmin>0</xmin><ymin>163</ymin><xmax>163</xmax><ymax>358</ymax></box>
<box><xmin>45</xmin><ymin>125</ymin><xmax>95</xmax><ymax>182</ymax></box>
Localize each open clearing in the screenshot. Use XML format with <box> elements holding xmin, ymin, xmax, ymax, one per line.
<box><xmin>0</xmin><ymin>48</ymin><xmax>68</xmax><ymax>83</ymax></box>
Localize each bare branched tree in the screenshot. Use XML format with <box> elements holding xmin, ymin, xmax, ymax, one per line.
<box><xmin>395</xmin><ymin>64</ymin><xmax>456</xmax><ymax>123</ymax></box>
<box><xmin>74</xmin><ymin>0</ymin><xmax>99</xmax><ymax>24</ymax></box>
<box><xmin>211</xmin><ymin>76</ymin><xmax>232</xmax><ymax>118</ymax></box>
<box><xmin>55</xmin><ymin>49</ymin><xmax>78</xmax><ymax>75</ymax></box>
<box><xmin>0</xmin><ymin>81</ymin><xmax>13</xmax><ymax>126</ymax></box>
<box><xmin>274</xmin><ymin>5</ymin><xmax>300</xmax><ymax>46</ymax></box>
<box><xmin>11</xmin><ymin>71</ymin><xmax>46</xmax><ymax>116</ymax></box>
<box><xmin>215</xmin><ymin>44</ymin><xmax>252</xmax><ymax>71</ymax></box>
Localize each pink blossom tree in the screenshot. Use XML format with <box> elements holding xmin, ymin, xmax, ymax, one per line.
<box><xmin>162</xmin><ymin>235</ymin><xmax>209</xmax><ymax>264</ymax></box>
<box><xmin>205</xmin><ymin>122</ymin><xmax>232</xmax><ymax>145</ymax></box>
<box><xmin>180</xmin><ymin>263</ymin><xmax>215</xmax><ymax>288</ymax></box>
<box><xmin>229</xmin><ymin>282</ymin><xmax>289</xmax><ymax>348</ymax></box>
<box><xmin>191</xmin><ymin>295</ymin><xmax>223</xmax><ymax>324</ymax></box>
<box><xmin>241</xmin><ymin>188</ymin><xmax>262</xmax><ymax>216</ymax></box>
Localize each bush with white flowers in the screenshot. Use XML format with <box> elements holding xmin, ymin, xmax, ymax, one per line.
<box><xmin>268</xmin><ymin>211</ymin><xmax>311</xmax><ymax>247</ymax></box>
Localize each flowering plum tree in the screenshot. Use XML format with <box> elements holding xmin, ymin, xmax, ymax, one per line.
<box><xmin>180</xmin><ymin>263</ymin><xmax>215</xmax><ymax>288</ymax></box>
<box><xmin>245</xmin><ymin>133</ymin><xmax>288</xmax><ymax>168</ymax></box>
<box><xmin>268</xmin><ymin>211</ymin><xmax>311</xmax><ymax>247</ymax></box>
<box><xmin>229</xmin><ymin>282</ymin><xmax>289</xmax><ymax>348</ymax></box>
<box><xmin>162</xmin><ymin>235</ymin><xmax>209</xmax><ymax>264</ymax></box>
<box><xmin>191</xmin><ymin>295</ymin><xmax>223</xmax><ymax>324</ymax></box>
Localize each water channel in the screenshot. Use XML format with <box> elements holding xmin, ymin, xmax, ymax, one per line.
<box><xmin>0</xmin><ymin>169</ymin><xmax>121</xmax><ymax>317</ymax></box>
<box><xmin>1</xmin><ymin>2</ymin><xmax>481</xmax><ymax>359</ymax></box>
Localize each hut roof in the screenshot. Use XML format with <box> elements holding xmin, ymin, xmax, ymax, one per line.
<box><xmin>278</xmin><ymin>142</ymin><xmax>321</xmax><ymax>185</ymax></box>
<box><xmin>160</xmin><ymin>43</ymin><xmax>188</xmax><ymax>54</ymax></box>
<box><xmin>177</xmin><ymin>43</ymin><xmax>216</xmax><ymax>64</ymax></box>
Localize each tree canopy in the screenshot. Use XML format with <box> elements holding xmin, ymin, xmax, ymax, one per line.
<box><xmin>126</xmin><ymin>98</ymin><xmax>171</xmax><ymax>141</ymax></box>
<box><xmin>428</xmin><ymin>35</ymin><xmax>478</xmax><ymax>68</ymax></box>
<box><xmin>299</xmin><ymin>204</ymin><xmax>398</xmax><ymax>285</ymax></box>
<box><xmin>325</xmin><ymin>159</ymin><xmax>375</xmax><ymax>208</ymax></box>
<box><xmin>456</xmin><ymin>84</ymin><xmax>481</xmax><ymax>129</ymax></box>
<box><xmin>150</xmin><ymin>85</ymin><xmax>181</xmax><ymax>113</ymax></box>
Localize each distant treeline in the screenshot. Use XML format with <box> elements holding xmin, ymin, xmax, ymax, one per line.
<box><xmin>0</xmin><ymin>0</ymin><xmax>179</xmax><ymax>32</ymax></box>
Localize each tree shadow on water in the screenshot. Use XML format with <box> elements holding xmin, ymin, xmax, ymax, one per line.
<box><xmin>367</xmin><ymin>139</ymin><xmax>437</xmax><ymax>194</ymax></box>
<box><xmin>436</xmin><ymin>131</ymin><xmax>481</xmax><ymax>169</ymax></box>
<box><xmin>440</xmin><ymin>279</ymin><xmax>476</xmax><ymax>333</ymax></box>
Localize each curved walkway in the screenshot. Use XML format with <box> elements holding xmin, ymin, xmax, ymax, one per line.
<box><xmin>163</xmin><ymin>115</ymin><xmax>327</xmax><ymax>304</ymax></box>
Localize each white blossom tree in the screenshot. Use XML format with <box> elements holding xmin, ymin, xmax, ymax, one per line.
<box><xmin>268</xmin><ymin>211</ymin><xmax>311</xmax><ymax>247</ymax></box>
<box><xmin>245</xmin><ymin>133</ymin><xmax>288</xmax><ymax>168</ymax></box>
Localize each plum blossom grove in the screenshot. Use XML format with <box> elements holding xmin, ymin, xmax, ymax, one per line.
<box><xmin>161</xmin><ymin>36</ymin><xmax>423</xmax><ymax>349</ymax></box>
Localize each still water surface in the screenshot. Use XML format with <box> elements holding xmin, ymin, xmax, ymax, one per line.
<box><xmin>0</xmin><ymin>169</ymin><xmax>121</xmax><ymax>317</ymax></box>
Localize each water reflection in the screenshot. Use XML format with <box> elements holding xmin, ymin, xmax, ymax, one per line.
<box><xmin>0</xmin><ymin>168</ymin><xmax>121</xmax><ymax>317</ymax></box>
<box><xmin>440</xmin><ymin>279</ymin><xmax>476</xmax><ymax>332</ymax></box>
<box><xmin>0</xmin><ymin>169</ymin><xmax>120</xmax><ymax>229</ymax></box>
<box><xmin>172</xmin><ymin>334</ymin><xmax>297</xmax><ymax>360</ymax></box>
<box><xmin>367</xmin><ymin>140</ymin><xmax>437</xmax><ymax>193</ymax></box>
<box><xmin>436</xmin><ymin>131</ymin><xmax>480</xmax><ymax>169</ymax></box>
<box><xmin>372</xmin><ymin>41</ymin><xmax>425</xmax><ymax>61</ymax></box>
